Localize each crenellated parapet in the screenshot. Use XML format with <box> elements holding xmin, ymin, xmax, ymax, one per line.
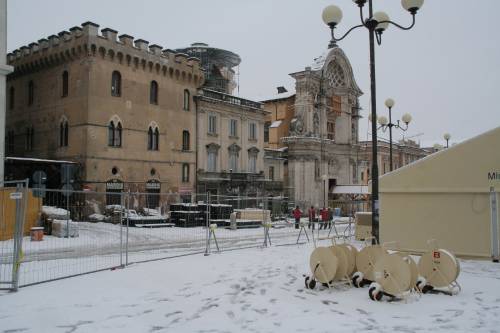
<box><xmin>7</xmin><ymin>21</ymin><xmax>204</xmax><ymax>86</ymax></box>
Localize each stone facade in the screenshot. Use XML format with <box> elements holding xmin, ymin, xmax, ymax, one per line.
<box><xmin>358</xmin><ymin>139</ymin><xmax>431</xmax><ymax>183</ymax></box>
<box><xmin>195</xmin><ymin>89</ymin><xmax>268</xmax><ymax>196</ymax></box>
<box><xmin>263</xmin><ymin>46</ymin><xmax>363</xmax><ymax>209</ymax></box>
<box><xmin>5</xmin><ymin>22</ymin><xmax>203</xmax><ymax>203</ymax></box>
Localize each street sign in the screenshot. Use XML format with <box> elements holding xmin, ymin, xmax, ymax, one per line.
<box><xmin>9</xmin><ymin>192</ymin><xmax>23</xmax><ymax>200</ymax></box>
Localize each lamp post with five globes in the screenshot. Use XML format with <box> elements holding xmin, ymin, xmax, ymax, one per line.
<box><xmin>377</xmin><ymin>98</ymin><xmax>412</xmax><ymax>172</ymax></box>
<box><xmin>321</xmin><ymin>0</ymin><xmax>424</xmax><ymax>243</ymax></box>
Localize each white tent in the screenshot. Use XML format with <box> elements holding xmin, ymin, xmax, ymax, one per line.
<box><xmin>379</xmin><ymin>126</ymin><xmax>500</xmax><ymax>258</ymax></box>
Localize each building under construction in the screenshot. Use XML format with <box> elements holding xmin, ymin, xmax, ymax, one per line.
<box><xmin>176</xmin><ymin>42</ymin><xmax>241</xmax><ymax>94</ymax></box>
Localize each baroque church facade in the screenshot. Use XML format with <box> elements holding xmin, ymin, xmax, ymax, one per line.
<box><xmin>263</xmin><ymin>45</ymin><xmax>363</xmax><ymax>209</ymax></box>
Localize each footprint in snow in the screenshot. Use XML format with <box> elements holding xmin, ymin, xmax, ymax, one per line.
<box><xmin>356</xmin><ymin>308</ymin><xmax>370</xmax><ymax>315</ymax></box>
<box><xmin>322</xmin><ymin>300</ymin><xmax>338</xmax><ymax>305</ymax></box>
<box><xmin>164</xmin><ymin>311</ymin><xmax>182</xmax><ymax>318</ymax></box>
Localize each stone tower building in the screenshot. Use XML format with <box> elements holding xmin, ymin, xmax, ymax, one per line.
<box><xmin>5</xmin><ymin>22</ymin><xmax>203</xmax><ymax>205</ymax></box>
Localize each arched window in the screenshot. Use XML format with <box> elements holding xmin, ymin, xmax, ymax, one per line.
<box><xmin>182</xmin><ymin>163</ymin><xmax>190</xmax><ymax>183</ymax></box>
<box><xmin>111</xmin><ymin>71</ymin><xmax>121</xmax><ymax>97</ymax></box>
<box><xmin>6</xmin><ymin>130</ymin><xmax>15</xmax><ymax>154</ymax></box>
<box><xmin>150</xmin><ymin>80</ymin><xmax>158</xmax><ymax>105</ymax></box>
<box><xmin>154</xmin><ymin>127</ymin><xmax>159</xmax><ymax>150</ymax></box>
<box><xmin>182</xmin><ymin>130</ymin><xmax>190</xmax><ymax>151</ymax></box>
<box><xmin>28</xmin><ymin>80</ymin><xmax>34</xmax><ymax>106</ymax></box>
<box><xmin>9</xmin><ymin>86</ymin><xmax>14</xmax><ymax>110</ymax></box>
<box><xmin>183</xmin><ymin>89</ymin><xmax>190</xmax><ymax>111</ymax></box>
<box><xmin>25</xmin><ymin>126</ymin><xmax>34</xmax><ymax>151</ymax></box>
<box><xmin>59</xmin><ymin>119</ymin><xmax>69</xmax><ymax>147</ymax></box>
<box><xmin>115</xmin><ymin>122</ymin><xmax>122</xmax><ymax>147</ymax></box>
<box><xmin>147</xmin><ymin>127</ymin><xmax>153</xmax><ymax>150</ymax></box>
<box><xmin>108</xmin><ymin>121</ymin><xmax>115</xmax><ymax>146</ymax></box>
<box><xmin>108</xmin><ymin>121</ymin><xmax>122</xmax><ymax>147</ymax></box>
<box><xmin>147</xmin><ymin>126</ymin><xmax>159</xmax><ymax>151</ymax></box>
<box><xmin>62</xmin><ymin>71</ymin><xmax>69</xmax><ymax>97</ymax></box>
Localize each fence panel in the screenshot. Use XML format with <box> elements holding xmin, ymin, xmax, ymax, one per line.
<box><xmin>2</xmin><ymin>187</ymin><xmax>370</xmax><ymax>289</ymax></box>
<box><xmin>124</xmin><ymin>192</ymin><xmax>208</xmax><ymax>264</ymax></box>
<box><xmin>0</xmin><ymin>180</ymin><xmax>29</xmax><ymax>291</ymax></box>
<box><xmin>16</xmin><ymin>189</ymin><xmax>123</xmax><ymax>287</ymax></box>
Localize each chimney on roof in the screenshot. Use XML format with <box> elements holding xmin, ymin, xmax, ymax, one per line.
<box><xmin>277</xmin><ymin>86</ymin><xmax>288</xmax><ymax>94</ymax></box>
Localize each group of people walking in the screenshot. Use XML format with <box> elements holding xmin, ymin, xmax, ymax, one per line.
<box><xmin>292</xmin><ymin>205</ymin><xmax>335</xmax><ymax>230</ymax></box>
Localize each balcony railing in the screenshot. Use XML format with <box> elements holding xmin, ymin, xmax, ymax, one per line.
<box><xmin>202</xmin><ymin>89</ymin><xmax>262</xmax><ymax>110</ymax></box>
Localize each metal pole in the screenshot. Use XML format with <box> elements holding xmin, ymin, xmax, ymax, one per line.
<box><xmin>119</xmin><ymin>192</ymin><xmax>124</xmax><ymax>267</ymax></box>
<box><xmin>368</xmin><ymin>0</ymin><xmax>380</xmax><ymax>245</ymax></box>
<box><xmin>389</xmin><ymin>106</ymin><xmax>393</xmax><ymax>172</ymax></box>
<box><xmin>66</xmin><ymin>192</ymin><xmax>70</xmax><ymax>238</ymax></box>
<box><xmin>204</xmin><ymin>192</ymin><xmax>211</xmax><ymax>256</ymax></box>
<box><xmin>11</xmin><ymin>179</ymin><xmax>28</xmax><ymax>291</ymax></box>
<box><xmin>125</xmin><ymin>190</ymin><xmax>130</xmax><ymax>265</ymax></box>
<box><xmin>490</xmin><ymin>187</ymin><xmax>499</xmax><ymax>262</ymax></box>
<box><xmin>323</xmin><ymin>179</ymin><xmax>326</xmax><ymax>208</ymax></box>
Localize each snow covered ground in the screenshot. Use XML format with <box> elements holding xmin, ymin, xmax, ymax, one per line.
<box><xmin>1</xmin><ymin>241</ymin><xmax>500</xmax><ymax>333</ymax></box>
<box><xmin>1</xmin><ymin>219</ymin><xmax>345</xmax><ymax>286</ymax></box>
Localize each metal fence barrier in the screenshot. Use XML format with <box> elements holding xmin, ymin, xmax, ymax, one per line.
<box><xmin>0</xmin><ymin>187</ymin><xmax>369</xmax><ymax>290</ymax></box>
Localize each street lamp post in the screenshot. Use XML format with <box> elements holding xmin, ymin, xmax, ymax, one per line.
<box><xmin>322</xmin><ymin>0</ymin><xmax>424</xmax><ymax>244</ymax></box>
<box><xmin>443</xmin><ymin>133</ymin><xmax>451</xmax><ymax>148</ymax></box>
<box><xmin>377</xmin><ymin>98</ymin><xmax>412</xmax><ymax>172</ymax></box>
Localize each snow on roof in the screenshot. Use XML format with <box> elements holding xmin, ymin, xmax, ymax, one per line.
<box><xmin>270</xmin><ymin>120</ymin><xmax>282</xmax><ymax>128</ymax></box>
<box><xmin>331</xmin><ymin>185</ymin><xmax>369</xmax><ymax>195</ymax></box>
<box><xmin>258</xmin><ymin>90</ymin><xmax>295</xmax><ymax>102</ymax></box>
<box><xmin>311</xmin><ymin>48</ymin><xmax>330</xmax><ymax>71</ymax></box>
<box><xmin>5</xmin><ymin>157</ymin><xmax>77</xmax><ymax>164</ymax></box>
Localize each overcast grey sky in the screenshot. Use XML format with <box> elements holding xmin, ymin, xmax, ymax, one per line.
<box><xmin>7</xmin><ymin>0</ymin><xmax>500</xmax><ymax>147</ymax></box>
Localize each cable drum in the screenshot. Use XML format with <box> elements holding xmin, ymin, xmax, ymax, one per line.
<box><xmin>329</xmin><ymin>245</ymin><xmax>349</xmax><ymax>281</ymax></box>
<box><xmin>338</xmin><ymin>244</ymin><xmax>358</xmax><ymax>276</ymax></box>
<box><xmin>418</xmin><ymin>249</ymin><xmax>459</xmax><ymax>288</ymax></box>
<box><xmin>309</xmin><ymin>247</ymin><xmax>338</xmax><ymax>284</ymax></box>
<box><xmin>373</xmin><ymin>253</ymin><xmax>412</xmax><ymax>296</ymax></box>
<box><xmin>355</xmin><ymin>245</ymin><xmax>386</xmax><ymax>282</ymax></box>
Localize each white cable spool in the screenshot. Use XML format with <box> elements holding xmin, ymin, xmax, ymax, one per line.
<box><xmin>373</xmin><ymin>253</ymin><xmax>412</xmax><ymax>296</ymax></box>
<box><xmin>356</xmin><ymin>245</ymin><xmax>387</xmax><ymax>282</ymax></box>
<box><xmin>310</xmin><ymin>247</ymin><xmax>338</xmax><ymax>284</ymax></box>
<box><xmin>339</xmin><ymin>244</ymin><xmax>358</xmax><ymax>276</ymax></box>
<box><xmin>418</xmin><ymin>248</ymin><xmax>459</xmax><ymax>288</ymax></box>
<box><xmin>329</xmin><ymin>245</ymin><xmax>349</xmax><ymax>281</ymax></box>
